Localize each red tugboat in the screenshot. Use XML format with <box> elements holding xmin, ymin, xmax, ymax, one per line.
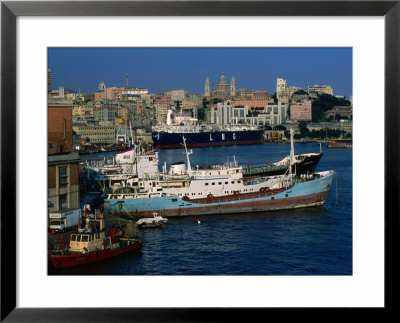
<box><xmin>49</xmin><ymin>210</ymin><xmax>142</xmax><ymax>269</ymax></box>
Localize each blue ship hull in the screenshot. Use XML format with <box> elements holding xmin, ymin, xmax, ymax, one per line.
<box><xmin>152</xmin><ymin>129</ymin><xmax>264</xmax><ymax>148</ymax></box>
<box><xmin>104</xmin><ymin>171</ymin><xmax>335</xmax><ymax>218</ymax></box>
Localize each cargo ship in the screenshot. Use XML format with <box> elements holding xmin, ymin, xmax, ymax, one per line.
<box><xmin>242</xmin><ymin>151</ymin><xmax>324</xmax><ymax>178</ymax></box>
<box><xmin>152</xmin><ymin>109</ymin><xmax>264</xmax><ymax>148</ymax></box>
<box><xmin>104</xmin><ymin>132</ymin><xmax>335</xmax><ymax>219</ymax></box>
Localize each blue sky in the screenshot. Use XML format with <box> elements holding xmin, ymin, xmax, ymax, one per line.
<box><xmin>48</xmin><ymin>47</ymin><xmax>352</xmax><ymax>98</ymax></box>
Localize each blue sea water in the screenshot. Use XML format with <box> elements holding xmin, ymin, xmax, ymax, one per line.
<box><xmin>59</xmin><ymin>142</ymin><xmax>352</xmax><ymax>275</ymax></box>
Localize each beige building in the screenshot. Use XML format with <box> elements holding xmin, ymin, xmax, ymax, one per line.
<box><xmin>276</xmin><ymin>78</ymin><xmax>305</xmax><ymax>104</ymax></box>
<box><xmin>104</xmin><ymin>87</ymin><xmax>123</xmax><ymax>101</ymax></box>
<box><xmin>307</xmin><ymin>84</ymin><xmax>333</xmax><ymax>96</ymax></box>
<box><xmin>326</xmin><ymin>106</ymin><xmax>352</xmax><ymax>119</ymax></box>
<box><xmin>276</xmin><ymin>78</ymin><xmax>289</xmax><ymax>104</ymax></box>
<box><xmin>339</xmin><ymin>119</ymin><xmax>352</xmax><ymax>134</ymax></box>
<box><xmin>73</xmin><ymin>125</ymin><xmax>116</xmax><ymax>144</ymax></box>
<box><xmin>122</xmin><ymin>87</ymin><xmax>149</xmax><ymax>101</ymax></box>
<box><xmin>94</xmin><ymin>91</ymin><xmax>104</xmax><ymax>101</ymax></box>
<box><xmin>290</xmin><ymin>99</ymin><xmax>312</xmax><ymax>121</ymax></box>
<box><xmin>181</xmin><ymin>99</ymin><xmax>196</xmax><ymax>110</ymax></box>
<box><xmin>155</xmin><ymin>104</ymin><xmax>168</xmax><ymax>124</ymax></box>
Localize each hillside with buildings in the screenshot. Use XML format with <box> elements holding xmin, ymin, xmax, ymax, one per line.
<box><xmin>48</xmin><ymin>70</ymin><xmax>353</xmax><ymax>150</ymax></box>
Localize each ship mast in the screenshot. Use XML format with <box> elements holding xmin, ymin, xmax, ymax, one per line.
<box><xmin>182</xmin><ymin>136</ymin><xmax>193</xmax><ymax>177</ymax></box>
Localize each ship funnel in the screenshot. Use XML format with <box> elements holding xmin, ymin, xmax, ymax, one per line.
<box><xmin>289</xmin><ymin>128</ymin><xmax>295</xmax><ymax>177</ymax></box>
<box><xmin>166</xmin><ymin>109</ymin><xmax>173</xmax><ymax>125</ymax></box>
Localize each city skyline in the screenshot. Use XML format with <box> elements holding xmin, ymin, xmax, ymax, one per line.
<box><xmin>48</xmin><ymin>47</ymin><xmax>352</xmax><ymax>98</ymax></box>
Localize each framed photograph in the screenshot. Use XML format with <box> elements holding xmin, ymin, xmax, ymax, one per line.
<box><xmin>1</xmin><ymin>1</ymin><xmax>399</xmax><ymax>321</ymax></box>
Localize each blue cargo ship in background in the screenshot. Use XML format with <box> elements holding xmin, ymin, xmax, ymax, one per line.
<box><xmin>152</xmin><ymin>109</ymin><xmax>264</xmax><ymax>148</ymax></box>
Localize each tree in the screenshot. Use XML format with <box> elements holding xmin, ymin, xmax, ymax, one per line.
<box><xmin>212</xmin><ymin>98</ymin><xmax>222</xmax><ymax>104</ymax></box>
<box><xmin>293</xmin><ymin>89</ymin><xmax>307</xmax><ymax>95</ymax></box>
<box><xmin>298</xmin><ymin>121</ymin><xmax>310</xmax><ymax>137</ymax></box>
<box><xmin>312</xmin><ymin>106</ymin><xmax>325</xmax><ymax>122</ymax></box>
<box><xmin>202</xmin><ymin>97</ymin><xmax>209</xmax><ymax>109</ymax></box>
<box><xmin>197</xmin><ymin>107</ymin><xmax>206</xmax><ymax>121</ymax></box>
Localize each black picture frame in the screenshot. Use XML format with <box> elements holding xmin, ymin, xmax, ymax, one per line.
<box><xmin>1</xmin><ymin>1</ymin><xmax>399</xmax><ymax>321</ymax></box>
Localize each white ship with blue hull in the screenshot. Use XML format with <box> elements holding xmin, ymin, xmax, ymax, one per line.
<box><xmin>103</xmin><ymin>170</ymin><xmax>335</xmax><ymax>218</ymax></box>
<box><xmin>103</xmin><ymin>131</ymin><xmax>335</xmax><ymax>219</ymax></box>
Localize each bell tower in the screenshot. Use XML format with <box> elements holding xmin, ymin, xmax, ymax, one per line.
<box><xmin>205</xmin><ymin>77</ymin><xmax>210</xmax><ymax>97</ymax></box>
<box><xmin>230</xmin><ymin>76</ymin><xmax>236</xmax><ymax>97</ymax></box>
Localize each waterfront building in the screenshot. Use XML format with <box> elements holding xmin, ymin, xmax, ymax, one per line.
<box><xmin>48</xmin><ymin>97</ymin><xmax>80</xmax><ymax>213</ymax></box>
<box><xmin>290</xmin><ymin>99</ymin><xmax>312</xmax><ymax>121</ymax></box>
<box><xmin>307</xmin><ymin>84</ymin><xmax>333</xmax><ymax>96</ymax></box>
<box><xmin>261</xmin><ymin>103</ymin><xmax>287</xmax><ymax>125</ymax></box>
<box><xmin>211</xmin><ymin>101</ymin><xmax>233</xmax><ymax>125</ymax></box>
<box><xmin>211</xmin><ymin>101</ymin><xmax>287</xmax><ymax>126</ymax></box>
<box><xmin>307</xmin><ymin>122</ymin><xmax>340</xmax><ymax>132</ymax></box>
<box><xmin>237</xmin><ymin>103</ymin><xmax>287</xmax><ymax>127</ymax></box>
<box><xmin>72</xmin><ymin>125</ymin><xmax>116</xmax><ymax>144</ymax></box>
<box><xmin>339</xmin><ymin>119</ymin><xmax>352</xmax><ymax>135</ymax></box>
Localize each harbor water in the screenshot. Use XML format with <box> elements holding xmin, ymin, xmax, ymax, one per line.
<box><xmin>54</xmin><ymin>142</ymin><xmax>352</xmax><ymax>275</ymax></box>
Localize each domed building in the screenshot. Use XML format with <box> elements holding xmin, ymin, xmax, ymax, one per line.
<box><xmin>205</xmin><ymin>73</ymin><xmax>236</xmax><ymax>99</ymax></box>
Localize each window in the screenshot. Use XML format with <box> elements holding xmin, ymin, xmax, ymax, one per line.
<box><xmin>59</xmin><ymin>194</ymin><xmax>67</xmax><ymax>210</ymax></box>
<box><xmin>81</xmin><ymin>236</ymin><xmax>89</xmax><ymax>242</ymax></box>
<box><xmin>58</xmin><ymin>166</ymin><xmax>68</xmax><ymax>186</ymax></box>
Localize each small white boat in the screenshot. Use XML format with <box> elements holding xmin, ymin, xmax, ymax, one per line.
<box><xmin>135</xmin><ymin>213</ymin><xmax>168</xmax><ymax>228</ymax></box>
